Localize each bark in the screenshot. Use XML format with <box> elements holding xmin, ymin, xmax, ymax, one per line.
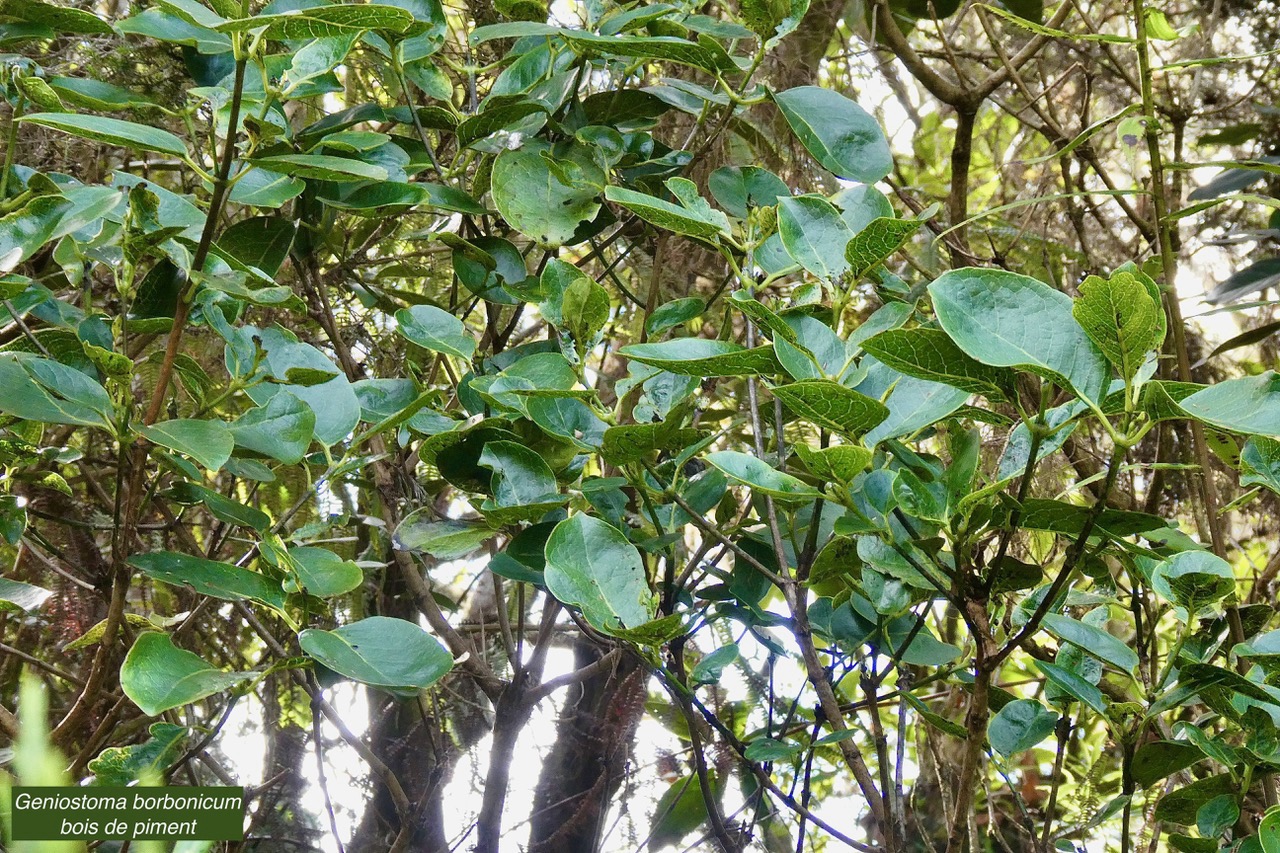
<box><xmin>526</xmin><ymin>639</ymin><xmax>646</xmax><ymax>853</ymax></box>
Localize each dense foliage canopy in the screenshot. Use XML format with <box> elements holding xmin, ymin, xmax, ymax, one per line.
<box><xmin>2</xmin><ymin>0</ymin><xmax>1280</xmax><ymax>851</ymax></box>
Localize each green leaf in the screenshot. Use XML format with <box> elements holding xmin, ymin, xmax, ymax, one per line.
<box><xmin>708</xmin><ymin>165</ymin><xmax>788</xmax><ymax>218</ymax></box>
<box><xmin>744</xmin><ymin>737</ymin><xmax>803</xmax><ymax>762</ymax></box>
<box><xmin>0</xmin><ymin>194</ymin><xmax>74</xmax><ymax>270</ymax></box>
<box><xmin>862</xmin><ymin>328</ymin><xmax>1012</xmax><ymax>400</ymax></box>
<box><xmin>792</xmin><ymin>443</ymin><xmax>871</xmax><ymax>483</ymax></box>
<box><xmin>929</xmin><ymin>268</ymin><xmax>1110</xmax><ymax>404</ymax></box>
<box><xmin>215</xmin><ymin>216</ymin><xmax>296</xmax><ymax>278</ymax></box>
<box><xmin>396</xmin><ymin>304</ymin><xmax>476</xmax><ymax>361</ymax></box>
<box><xmin>166</xmin><ymin>481</ymin><xmax>270</xmax><ymax>531</ymax></box>
<box><xmin>393</xmin><ymin>513</ymin><xmax>496</xmax><ymax>559</ymax></box>
<box><xmin>130</xmin><ymin>551</ymin><xmax>285</xmax><ymax>610</ymax></box>
<box><xmin>858</xmin><ymin>361</ymin><xmax>970</xmax><ymax>446</ymax></box>
<box><xmin>647</xmin><ymin>297</ymin><xmax>706</xmax><ymax>336</ymax></box>
<box><xmin>602</xmin><ymin>421</ymin><xmax>705</xmax><ymax>466</ymax></box>
<box><xmin>1153</xmin><ymin>550</ymin><xmax>1237</xmax><ymax>615</ymax></box>
<box><xmin>218</xmin><ymin>4</ymin><xmax>416</xmax><ymax>38</ymax></box>
<box><xmin>493</xmin><ymin>139</ymin><xmax>603</xmax><ymax>248</ymax></box>
<box><xmin>543</xmin><ymin>514</ymin><xmax>657</xmax><ymax>632</ymax></box>
<box><xmin>706</xmin><ymin>449</ymin><xmax>822</xmax><ymax>502</ymax></box>
<box><xmin>773</xmin><ymin>86</ymin><xmax>893</xmax><ymax>183</ymax></box>
<box><xmin>229</xmin><ymin>391</ymin><xmax>315</xmax><ymax>464</ymax></box>
<box><xmin>1260</xmin><ymin>807</ymin><xmax>1280</xmax><ymax>853</ymax></box>
<box><xmin>87</xmin><ymin>722</ymin><xmax>187</xmax><ymax>786</ymax></box>
<box><xmin>121</xmin><ymin>633</ymin><xmax>254</xmax><ymax>716</ymax></box>
<box><xmin>478</xmin><ymin>439</ymin><xmax>562</xmax><ymax>516</ymax></box>
<box><xmin>605</xmin><ymin>183</ymin><xmax>730</xmax><ymax>240</ymax></box>
<box><xmin>0</xmin><ymin>577</ymin><xmax>52</xmax><ymax>611</ymax></box>
<box><xmin>560</xmin><ymin>265</ymin><xmax>611</xmax><ymax>347</ymax></box>
<box><xmin>988</xmin><ymin>699</ymin><xmax>1059</xmax><ymax>757</ymax></box>
<box><xmin>47</xmin><ymin>77</ymin><xmax>157</xmax><ymax>112</ymax></box>
<box><xmin>0</xmin><ymin>355</ymin><xmax>110</xmax><ymax>428</ymax></box>
<box><xmin>1197</xmin><ymin>794</ymin><xmax>1239</xmax><ymax>839</ymax></box>
<box><xmin>1041</xmin><ymin>613</ymin><xmax>1139</xmax><ymax>676</ymax></box>
<box><xmin>228</xmin><ymin>168</ymin><xmax>306</xmax><ymax>208</ymax></box>
<box><xmin>139</xmin><ymin>419</ymin><xmax>234</xmax><ymax>472</ymax></box>
<box><xmin>1131</xmin><ymin>740</ymin><xmax>1205</xmax><ymax>787</ymax></box>
<box><xmin>284</xmin><ymin>546</ymin><xmax>363</xmax><ymax>597</ymax></box>
<box><xmin>649</xmin><ymin>774</ymin><xmax>720</xmax><ymax>851</ymax></box>
<box><xmin>1178</xmin><ymin>372</ymin><xmax>1280</xmax><ymax>438</ymax></box>
<box><xmin>1035</xmin><ymin>659</ymin><xmax>1108</xmax><ymax>715</ymax></box>
<box><xmin>619</xmin><ymin>339</ymin><xmax>780</xmax><ymax>377</ymax></box>
<box><xmin>299</xmin><ymin>616</ymin><xmax>454</xmax><ymax>690</ymax></box>
<box><xmin>248</xmin><ymin>154</ymin><xmax>388</xmax><ymax>182</ymax></box>
<box><xmin>771</xmin><ymin>380</ymin><xmax>890</xmax><ymax>437</ymax></box>
<box><xmin>21</xmin><ymin>113</ymin><xmax>188</xmax><ymax>157</ymax></box>
<box><xmin>558</xmin><ymin>30</ymin><xmax>727</xmax><ymax>73</ymax></box>
<box><xmin>1242</xmin><ymin>437</ymin><xmax>1280</xmax><ymax>495</ymax></box>
<box><xmin>0</xmin><ymin>0</ymin><xmax>112</xmax><ymax>34</ymax></box>
<box><xmin>1072</xmin><ymin>269</ymin><xmax>1163</xmax><ymax>381</ymax></box>
<box><xmin>690</xmin><ymin>643</ymin><xmax>739</xmax><ymax>686</ymax></box>
<box><xmin>1154</xmin><ymin>774</ymin><xmax>1237</xmax><ymax>825</ymax></box>
<box><xmin>844</xmin><ymin>216</ymin><xmax>922</xmax><ymax>279</ymax></box>
<box><xmin>777</xmin><ymin>195</ymin><xmax>854</xmax><ymax>280</ymax></box>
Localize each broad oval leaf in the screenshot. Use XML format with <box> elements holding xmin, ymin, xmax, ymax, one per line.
<box><xmin>774</xmin><ymin>87</ymin><xmax>893</xmax><ymax>183</ymax></box>
<box><xmin>299</xmin><ymin>616</ymin><xmax>453</xmax><ymax>690</ymax></box>
<box><xmin>121</xmin><ymin>633</ymin><xmax>254</xmax><ymax>716</ymax></box>
<box><xmin>396</xmin><ymin>304</ymin><xmax>476</xmax><ymax>361</ymax></box>
<box><xmin>284</xmin><ymin>546</ymin><xmax>363</xmax><ymax>597</ymax></box>
<box><xmin>929</xmin><ymin>268</ymin><xmax>1109</xmax><ymax>405</ymax></box>
<box><xmin>493</xmin><ymin>139</ymin><xmax>602</xmax><ymax>248</ymax></box>
<box><xmin>229</xmin><ymin>391</ymin><xmax>316</xmax><ymax>464</ymax></box>
<box><xmin>777</xmin><ymin>195</ymin><xmax>853</xmax><ymax>280</ymax></box>
<box><xmin>139</xmin><ymin>419</ymin><xmax>234</xmax><ymax>472</ymax></box>
<box><xmin>1178</xmin><ymin>372</ymin><xmax>1280</xmax><ymax>438</ymax></box>
<box><xmin>989</xmin><ymin>699</ymin><xmax>1058</xmax><ymax>757</ymax></box>
<box><xmin>543</xmin><ymin>514</ymin><xmax>656</xmax><ymax>632</ymax></box>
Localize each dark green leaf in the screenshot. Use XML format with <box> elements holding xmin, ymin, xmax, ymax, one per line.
<box><xmin>862</xmin><ymin>328</ymin><xmax>1011</xmax><ymax>400</ymax></box>
<box><xmin>771</xmin><ymin>380</ymin><xmax>890</xmax><ymax>437</ymax></box>
<box><xmin>130</xmin><ymin>551</ymin><xmax>285</xmax><ymax>610</ymax></box>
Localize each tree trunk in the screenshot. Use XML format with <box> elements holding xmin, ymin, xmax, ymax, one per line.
<box><xmin>527</xmin><ymin>640</ymin><xmax>646</xmax><ymax>852</ymax></box>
